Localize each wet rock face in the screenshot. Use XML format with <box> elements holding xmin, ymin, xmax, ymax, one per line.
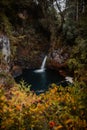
<box><xmin>0</xmin><ymin>35</ymin><xmax>11</xmax><ymax>85</ymax></box>
<box><xmin>0</xmin><ymin>35</ymin><xmax>10</xmax><ymax>63</ymax></box>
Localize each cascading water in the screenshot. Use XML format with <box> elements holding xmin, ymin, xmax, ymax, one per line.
<box><xmin>40</xmin><ymin>56</ymin><xmax>47</xmax><ymax>70</ymax></box>
<box><xmin>34</xmin><ymin>55</ymin><xmax>47</xmax><ymax>73</ymax></box>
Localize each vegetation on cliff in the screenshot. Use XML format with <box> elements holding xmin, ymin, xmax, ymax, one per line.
<box><xmin>0</xmin><ymin>0</ymin><xmax>87</xmax><ymax>129</ymax></box>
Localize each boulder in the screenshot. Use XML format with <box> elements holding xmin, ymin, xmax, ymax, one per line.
<box><xmin>47</xmin><ymin>47</ymin><xmax>70</xmax><ymax>69</ymax></box>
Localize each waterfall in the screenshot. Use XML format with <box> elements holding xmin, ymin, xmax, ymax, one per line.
<box><xmin>40</xmin><ymin>56</ymin><xmax>47</xmax><ymax>70</ymax></box>
<box><xmin>34</xmin><ymin>55</ymin><xmax>47</xmax><ymax>73</ymax></box>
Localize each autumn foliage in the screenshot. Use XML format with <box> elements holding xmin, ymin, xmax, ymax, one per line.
<box><xmin>0</xmin><ymin>82</ymin><xmax>87</xmax><ymax>130</ymax></box>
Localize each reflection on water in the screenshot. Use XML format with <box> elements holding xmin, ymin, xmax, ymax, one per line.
<box><xmin>15</xmin><ymin>69</ymin><xmax>64</xmax><ymax>94</ymax></box>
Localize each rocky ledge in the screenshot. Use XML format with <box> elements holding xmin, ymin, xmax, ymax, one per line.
<box><xmin>48</xmin><ymin>47</ymin><xmax>70</xmax><ymax>66</ymax></box>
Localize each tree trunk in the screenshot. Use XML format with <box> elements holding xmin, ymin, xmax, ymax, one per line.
<box><xmin>55</xmin><ymin>0</ymin><xmax>65</xmax><ymax>32</ymax></box>
<box><xmin>82</xmin><ymin>0</ymin><xmax>85</xmax><ymax>13</ymax></box>
<box><xmin>76</xmin><ymin>0</ymin><xmax>79</xmax><ymax>21</ymax></box>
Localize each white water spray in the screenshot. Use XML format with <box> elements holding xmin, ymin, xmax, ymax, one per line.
<box><xmin>34</xmin><ymin>56</ymin><xmax>47</xmax><ymax>73</ymax></box>
<box><xmin>40</xmin><ymin>56</ymin><xmax>47</xmax><ymax>70</ymax></box>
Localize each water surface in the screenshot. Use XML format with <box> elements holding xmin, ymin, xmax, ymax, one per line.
<box><xmin>15</xmin><ymin>69</ymin><xmax>65</xmax><ymax>94</ymax></box>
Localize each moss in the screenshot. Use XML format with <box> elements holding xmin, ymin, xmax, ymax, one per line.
<box><xmin>0</xmin><ymin>13</ymin><xmax>12</xmax><ymax>35</ymax></box>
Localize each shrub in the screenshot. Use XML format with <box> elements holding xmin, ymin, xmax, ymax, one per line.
<box><xmin>0</xmin><ymin>82</ymin><xmax>87</xmax><ymax>130</ymax></box>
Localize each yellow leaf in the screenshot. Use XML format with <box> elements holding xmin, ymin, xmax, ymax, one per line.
<box><xmin>55</xmin><ymin>125</ymin><xmax>63</xmax><ymax>130</ymax></box>
<box><xmin>65</xmin><ymin>119</ymin><xmax>72</xmax><ymax>124</ymax></box>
